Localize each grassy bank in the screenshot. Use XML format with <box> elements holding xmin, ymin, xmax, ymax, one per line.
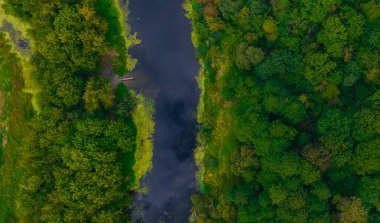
<box><xmin>132</xmin><ymin>93</ymin><xmax>155</xmax><ymax>191</ymax></box>
<box><xmin>0</xmin><ymin>32</ymin><xmax>33</xmax><ymax>223</ymax></box>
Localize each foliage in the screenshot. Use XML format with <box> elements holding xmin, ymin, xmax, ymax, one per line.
<box><xmin>132</xmin><ymin>93</ymin><xmax>155</xmax><ymax>190</ymax></box>
<box><xmin>83</xmin><ymin>77</ymin><xmax>115</xmax><ymax>112</ymax></box>
<box><xmin>0</xmin><ymin>0</ymin><xmax>152</xmax><ymax>222</ymax></box>
<box><xmin>187</xmin><ymin>0</ymin><xmax>380</xmax><ymax>222</ymax></box>
<box><xmin>94</xmin><ymin>0</ymin><xmax>139</xmax><ymax>74</ymax></box>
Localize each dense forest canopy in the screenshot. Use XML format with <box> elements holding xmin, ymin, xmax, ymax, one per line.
<box><xmin>186</xmin><ymin>0</ymin><xmax>380</xmax><ymax>222</ymax></box>
<box><xmin>1</xmin><ymin>0</ymin><xmax>380</xmax><ymax>222</ymax></box>
<box><xmin>0</xmin><ymin>0</ymin><xmax>152</xmax><ymax>222</ymax></box>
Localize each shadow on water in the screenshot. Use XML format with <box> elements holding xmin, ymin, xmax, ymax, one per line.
<box><xmin>124</xmin><ymin>0</ymin><xmax>200</xmax><ymax>222</ymax></box>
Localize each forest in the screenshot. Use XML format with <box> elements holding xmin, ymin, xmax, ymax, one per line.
<box><xmin>1</xmin><ymin>0</ymin><xmax>380</xmax><ymax>222</ymax></box>
<box><xmin>186</xmin><ymin>0</ymin><xmax>380</xmax><ymax>222</ymax></box>
<box><xmin>0</xmin><ymin>0</ymin><xmax>153</xmax><ymax>222</ymax></box>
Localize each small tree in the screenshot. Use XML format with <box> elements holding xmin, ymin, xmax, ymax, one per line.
<box><xmin>83</xmin><ymin>77</ymin><xmax>115</xmax><ymax>112</ymax></box>
<box><xmin>335</xmin><ymin>197</ymin><xmax>368</xmax><ymax>223</ymax></box>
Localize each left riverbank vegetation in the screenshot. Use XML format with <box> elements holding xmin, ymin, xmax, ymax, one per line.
<box><xmin>0</xmin><ymin>0</ymin><xmax>153</xmax><ymax>222</ymax></box>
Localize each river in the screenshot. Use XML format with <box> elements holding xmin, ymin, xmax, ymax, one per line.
<box><xmin>126</xmin><ymin>0</ymin><xmax>200</xmax><ymax>222</ymax></box>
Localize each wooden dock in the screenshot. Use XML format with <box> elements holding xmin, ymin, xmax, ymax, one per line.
<box><xmin>121</xmin><ymin>77</ymin><xmax>134</xmax><ymax>81</ymax></box>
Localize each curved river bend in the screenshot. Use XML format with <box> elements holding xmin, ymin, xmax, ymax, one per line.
<box><xmin>126</xmin><ymin>0</ymin><xmax>200</xmax><ymax>222</ymax></box>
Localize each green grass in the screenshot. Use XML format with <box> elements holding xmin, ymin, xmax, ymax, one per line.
<box><xmin>0</xmin><ymin>134</ymin><xmax>3</xmax><ymax>166</ymax></box>
<box><xmin>114</xmin><ymin>83</ymin><xmax>154</xmax><ymax>191</ymax></box>
<box><xmin>132</xmin><ymin>93</ymin><xmax>155</xmax><ymax>191</ymax></box>
<box><xmin>0</xmin><ymin>33</ymin><xmax>33</xmax><ymax>223</ymax></box>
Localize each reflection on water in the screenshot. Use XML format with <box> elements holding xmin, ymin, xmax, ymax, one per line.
<box><xmin>125</xmin><ymin>0</ymin><xmax>200</xmax><ymax>222</ymax></box>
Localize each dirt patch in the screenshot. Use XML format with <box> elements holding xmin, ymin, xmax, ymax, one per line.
<box><xmin>101</xmin><ymin>50</ymin><xmax>122</xmax><ymax>88</ymax></box>
<box><xmin>101</xmin><ymin>49</ymin><xmax>135</xmax><ymax>89</ymax></box>
<box><xmin>2</xmin><ymin>136</ymin><xmax>7</xmax><ymax>147</ymax></box>
<box><xmin>0</xmin><ymin>91</ymin><xmax>4</xmax><ymax>117</ymax></box>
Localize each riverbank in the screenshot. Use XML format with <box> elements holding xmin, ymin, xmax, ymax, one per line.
<box><xmin>0</xmin><ymin>1</ymin><xmax>153</xmax><ymax>221</ymax></box>
<box><xmin>97</xmin><ymin>0</ymin><xmax>154</xmax><ymax>190</ymax></box>
<box><xmin>187</xmin><ymin>0</ymin><xmax>380</xmax><ymax>222</ymax></box>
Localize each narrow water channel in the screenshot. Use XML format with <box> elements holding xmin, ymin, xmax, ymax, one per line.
<box><xmin>127</xmin><ymin>0</ymin><xmax>200</xmax><ymax>222</ymax></box>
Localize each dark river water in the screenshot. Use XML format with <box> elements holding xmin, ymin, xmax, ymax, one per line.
<box><xmin>127</xmin><ymin>0</ymin><xmax>200</xmax><ymax>222</ymax></box>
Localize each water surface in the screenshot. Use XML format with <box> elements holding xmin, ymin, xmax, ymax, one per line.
<box><xmin>127</xmin><ymin>0</ymin><xmax>200</xmax><ymax>222</ymax></box>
